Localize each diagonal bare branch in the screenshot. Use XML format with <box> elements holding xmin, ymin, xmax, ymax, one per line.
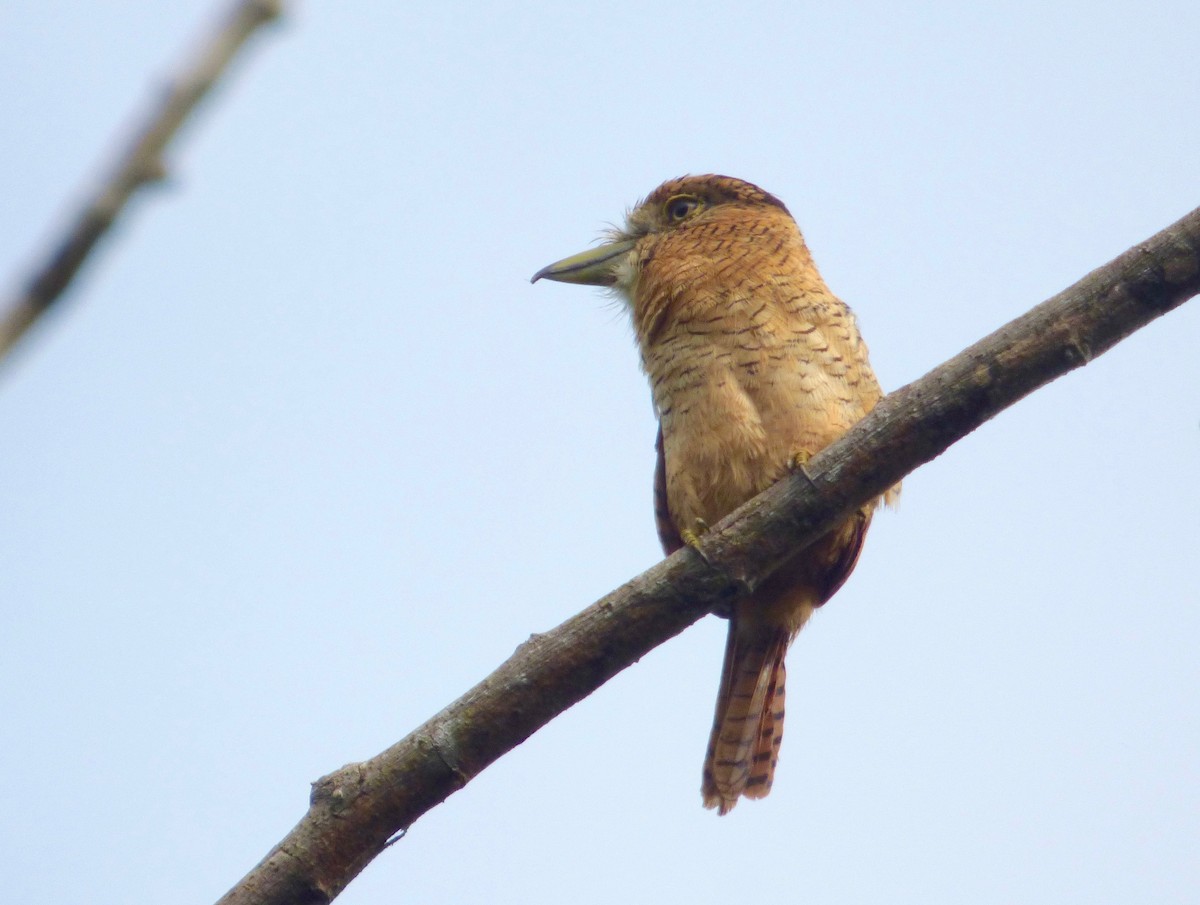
<box><xmin>0</xmin><ymin>0</ymin><xmax>284</xmax><ymax>365</ymax></box>
<box><xmin>215</xmin><ymin>204</ymin><xmax>1200</xmax><ymax>904</ymax></box>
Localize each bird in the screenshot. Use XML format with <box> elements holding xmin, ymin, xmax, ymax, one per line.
<box><xmin>532</xmin><ymin>175</ymin><xmax>898</xmax><ymax>814</ymax></box>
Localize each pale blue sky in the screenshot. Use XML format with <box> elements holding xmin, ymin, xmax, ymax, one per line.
<box><xmin>1</xmin><ymin>2</ymin><xmax>1197</xmax><ymax>903</ymax></box>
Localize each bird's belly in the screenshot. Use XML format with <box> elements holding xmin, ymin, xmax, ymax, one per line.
<box><xmin>659</xmin><ymin>376</ymin><xmax>807</xmax><ymax>531</ymax></box>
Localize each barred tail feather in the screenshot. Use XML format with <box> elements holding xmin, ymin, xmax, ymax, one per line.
<box><xmin>701</xmin><ymin>623</ymin><xmax>789</xmax><ymax>815</ymax></box>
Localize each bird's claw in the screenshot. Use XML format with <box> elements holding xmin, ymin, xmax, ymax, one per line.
<box><xmin>681</xmin><ymin>519</ymin><xmax>712</xmax><ymax>564</ymax></box>
<box><xmin>787</xmin><ymin>449</ymin><xmax>812</xmax><ymax>469</ymax></box>
<box><xmin>787</xmin><ymin>449</ymin><xmax>819</xmax><ymax>489</ymax></box>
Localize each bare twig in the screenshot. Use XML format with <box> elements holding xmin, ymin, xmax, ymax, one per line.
<box><xmin>0</xmin><ymin>0</ymin><xmax>284</xmax><ymax>364</ymax></box>
<box><xmin>215</xmin><ymin>206</ymin><xmax>1200</xmax><ymax>904</ymax></box>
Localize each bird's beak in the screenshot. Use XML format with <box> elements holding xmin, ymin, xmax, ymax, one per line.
<box><xmin>530</xmin><ymin>237</ymin><xmax>637</xmax><ymax>286</ymax></box>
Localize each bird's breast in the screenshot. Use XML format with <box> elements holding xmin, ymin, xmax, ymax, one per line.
<box><xmin>647</xmin><ymin>302</ymin><xmax>879</xmax><ymax>531</ymax></box>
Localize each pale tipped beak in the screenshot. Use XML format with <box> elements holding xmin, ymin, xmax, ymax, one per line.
<box><xmin>530</xmin><ymin>237</ymin><xmax>636</xmax><ymax>286</ymax></box>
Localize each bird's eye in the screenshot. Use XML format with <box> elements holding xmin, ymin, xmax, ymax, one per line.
<box><xmin>665</xmin><ymin>195</ymin><xmax>700</xmax><ymax>223</ymax></box>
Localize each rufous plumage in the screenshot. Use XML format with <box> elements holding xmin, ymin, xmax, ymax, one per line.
<box><xmin>534</xmin><ymin>175</ymin><xmax>898</xmax><ymax>814</ymax></box>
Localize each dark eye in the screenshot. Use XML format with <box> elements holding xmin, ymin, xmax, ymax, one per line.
<box><xmin>665</xmin><ymin>195</ymin><xmax>700</xmax><ymax>222</ymax></box>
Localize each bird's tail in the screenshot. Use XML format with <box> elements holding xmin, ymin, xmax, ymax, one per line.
<box><xmin>702</xmin><ymin>620</ymin><xmax>791</xmax><ymax>815</ymax></box>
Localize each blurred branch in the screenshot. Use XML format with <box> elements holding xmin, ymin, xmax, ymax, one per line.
<box><xmin>0</xmin><ymin>0</ymin><xmax>284</xmax><ymax>365</ymax></box>
<box><xmin>215</xmin><ymin>205</ymin><xmax>1200</xmax><ymax>905</ymax></box>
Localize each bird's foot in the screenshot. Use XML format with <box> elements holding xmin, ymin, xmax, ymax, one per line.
<box><xmin>787</xmin><ymin>449</ymin><xmax>819</xmax><ymax>489</ymax></box>
<box><xmin>683</xmin><ymin>518</ymin><xmax>739</xmax><ymax>618</ymax></box>
<box><xmin>680</xmin><ymin>518</ymin><xmax>711</xmax><ymax>563</ymax></box>
<box><xmin>787</xmin><ymin>449</ymin><xmax>811</xmax><ymax>470</ymax></box>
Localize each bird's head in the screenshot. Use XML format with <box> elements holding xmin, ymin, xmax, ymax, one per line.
<box><xmin>531</xmin><ymin>174</ymin><xmax>796</xmax><ymax>297</ymax></box>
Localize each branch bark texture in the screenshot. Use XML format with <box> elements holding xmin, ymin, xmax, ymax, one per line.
<box><xmin>216</xmin><ymin>205</ymin><xmax>1200</xmax><ymax>904</ymax></box>
<box><xmin>0</xmin><ymin>0</ymin><xmax>283</xmax><ymax>363</ymax></box>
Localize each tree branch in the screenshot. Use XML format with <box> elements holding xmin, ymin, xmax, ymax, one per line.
<box><xmin>214</xmin><ymin>203</ymin><xmax>1200</xmax><ymax>904</ymax></box>
<box><xmin>0</xmin><ymin>0</ymin><xmax>284</xmax><ymax>364</ymax></box>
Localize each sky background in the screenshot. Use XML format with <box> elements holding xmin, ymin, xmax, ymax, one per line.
<box><xmin>1</xmin><ymin>2</ymin><xmax>1197</xmax><ymax>903</ymax></box>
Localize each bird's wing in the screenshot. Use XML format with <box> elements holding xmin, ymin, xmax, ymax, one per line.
<box><xmin>812</xmin><ymin>508</ymin><xmax>873</xmax><ymax>605</ymax></box>
<box><xmin>653</xmin><ymin>425</ymin><xmax>684</xmax><ymax>555</ymax></box>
